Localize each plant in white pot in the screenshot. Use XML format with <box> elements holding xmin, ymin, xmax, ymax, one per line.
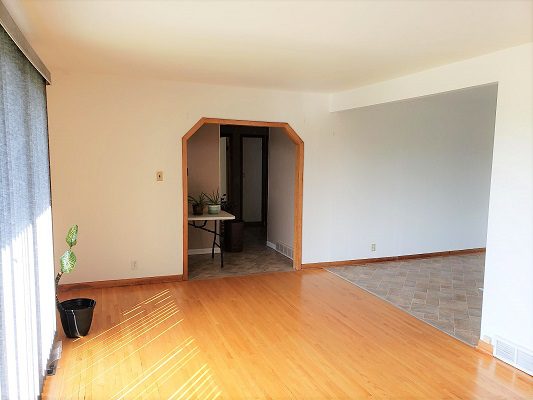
<box><xmin>205</xmin><ymin>190</ymin><xmax>221</xmax><ymax>214</ymax></box>
<box><xmin>55</xmin><ymin>225</ymin><xmax>96</xmax><ymax>338</ymax></box>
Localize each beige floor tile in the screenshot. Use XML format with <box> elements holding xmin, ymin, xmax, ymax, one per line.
<box><xmin>327</xmin><ymin>253</ymin><xmax>485</xmax><ymax>346</ymax></box>
<box><xmin>189</xmin><ymin>225</ymin><xmax>293</xmax><ymax>280</ymax></box>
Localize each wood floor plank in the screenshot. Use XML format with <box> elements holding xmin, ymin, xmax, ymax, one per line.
<box><xmin>43</xmin><ymin>270</ymin><xmax>533</xmax><ymax>399</ymax></box>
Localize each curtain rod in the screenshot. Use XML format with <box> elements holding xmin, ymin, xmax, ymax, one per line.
<box><xmin>0</xmin><ymin>1</ymin><xmax>51</xmax><ymax>84</ymax></box>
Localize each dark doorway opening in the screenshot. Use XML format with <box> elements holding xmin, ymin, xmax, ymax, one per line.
<box><xmin>220</xmin><ymin>125</ymin><xmax>268</xmax><ymax>226</ymax></box>
<box><xmin>182</xmin><ymin>118</ymin><xmax>304</xmax><ymax>281</ymax></box>
<box><xmin>220</xmin><ymin>125</ymin><xmax>269</xmax><ymax>262</ymax></box>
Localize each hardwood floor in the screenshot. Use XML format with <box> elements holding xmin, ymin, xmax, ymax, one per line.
<box><xmin>43</xmin><ymin>270</ymin><xmax>532</xmax><ymax>399</ymax></box>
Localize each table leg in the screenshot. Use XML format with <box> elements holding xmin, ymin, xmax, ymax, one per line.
<box><xmin>220</xmin><ymin>222</ymin><xmax>224</xmax><ymax>268</ymax></box>
<box><xmin>189</xmin><ymin>218</ymin><xmax>227</xmax><ymax>269</ymax></box>
<box><xmin>211</xmin><ymin>220</ymin><xmax>217</xmax><ymax>259</ymax></box>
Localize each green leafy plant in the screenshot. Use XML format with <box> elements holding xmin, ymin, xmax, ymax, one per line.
<box><xmin>188</xmin><ymin>193</ymin><xmax>207</xmax><ymax>207</ymax></box>
<box><xmin>55</xmin><ymin>225</ymin><xmax>78</xmax><ymax>307</ymax></box>
<box><xmin>204</xmin><ymin>189</ymin><xmax>221</xmax><ymax>205</ymax></box>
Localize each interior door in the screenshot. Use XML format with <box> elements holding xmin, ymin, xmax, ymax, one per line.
<box><xmin>242</xmin><ymin>137</ymin><xmax>263</xmax><ymax>222</ymax></box>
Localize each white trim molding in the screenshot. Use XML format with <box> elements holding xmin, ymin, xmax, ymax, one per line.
<box><xmin>188</xmin><ymin>248</ymin><xmax>221</xmax><ymax>256</ymax></box>
<box><xmin>0</xmin><ymin>1</ymin><xmax>51</xmax><ymax>84</ymax></box>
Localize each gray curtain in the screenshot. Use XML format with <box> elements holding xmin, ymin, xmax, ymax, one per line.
<box><xmin>0</xmin><ymin>25</ymin><xmax>55</xmax><ymax>399</ymax></box>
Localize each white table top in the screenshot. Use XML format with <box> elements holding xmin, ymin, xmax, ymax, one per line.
<box><xmin>188</xmin><ymin>210</ymin><xmax>236</xmax><ymax>221</ymax></box>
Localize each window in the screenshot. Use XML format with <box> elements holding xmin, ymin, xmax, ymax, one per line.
<box><xmin>0</xmin><ymin>24</ymin><xmax>55</xmax><ymax>399</ymax></box>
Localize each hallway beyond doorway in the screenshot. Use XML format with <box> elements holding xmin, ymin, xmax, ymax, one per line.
<box><xmin>189</xmin><ymin>225</ymin><xmax>293</xmax><ymax>280</ymax></box>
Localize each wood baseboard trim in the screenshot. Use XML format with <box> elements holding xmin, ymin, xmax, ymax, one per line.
<box><xmin>58</xmin><ymin>274</ymin><xmax>183</xmax><ymax>293</ymax></box>
<box><xmin>476</xmin><ymin>339</ymin><xmax>494</xmax><ymax>355</ymax></box>
<box><xmin>301</xmin><ymin>248</ymin><xmax>486</xmax><ymax>269</ymax></box>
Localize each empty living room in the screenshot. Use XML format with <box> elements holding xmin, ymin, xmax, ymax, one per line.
<box><xmin>1</xmin><ymin>1</ymin><xmax>532</xmax><ymax>399</ymax></box>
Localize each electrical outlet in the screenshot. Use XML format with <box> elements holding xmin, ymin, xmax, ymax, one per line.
<box><xmin>371</xmin><ymin>243</ymin><xmax>376</xmax><ymax>252</ymax></box>
<box><xmin>131</xmin><ymin>260</ymin><xmax>138</xmax><ymax>270</ymax></box>
<box><xmin>156</xmin><ymin>171</ymin><xmax>163</xmax><ymax>181</ymax></box>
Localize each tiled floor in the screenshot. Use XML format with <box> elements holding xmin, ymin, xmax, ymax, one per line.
<box><xmin>327</xmin><ymin>253</ymin><xmax>485</xmax><ymax>346</ymax></box>
<box><xmin>189</xmin><ymin>225</ymin><xmax>293</xmax><ymax>280</ymax></box>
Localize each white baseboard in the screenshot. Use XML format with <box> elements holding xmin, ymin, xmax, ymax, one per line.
<box><xmin>266</xmin><ymin>241</ymin><xmax>276</xmax><ymax>250</ymax></box>
<box><xmin>266</xmin><ymin>240</ymin><xmax>293</xmax><ymax>260</ymax></box>
<box><xmin>188</xmin><ymin>248</ymin><xmax>221</xmax><ymax>255</ymax></box>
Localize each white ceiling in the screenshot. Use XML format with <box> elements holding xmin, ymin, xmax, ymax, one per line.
<box><xmin>4</xmin><ymin>0</ymin><xmax>533</xmax><ymax>92</ymax></box>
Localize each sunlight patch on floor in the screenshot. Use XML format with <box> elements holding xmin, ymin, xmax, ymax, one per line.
<box><xmin>58</xmin><ymin>289</ymin><xmax>221</xmax><ymax>399</ymax></box>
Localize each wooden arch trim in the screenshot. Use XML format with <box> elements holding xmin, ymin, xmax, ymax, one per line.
<box><xmin>182</xmin><ymin>117</ymin><xmax>304</xmax><ymax>280</ymax></box>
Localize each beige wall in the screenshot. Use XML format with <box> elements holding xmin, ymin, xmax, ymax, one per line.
<box><xmin>267</xmin><ymin>128</ymin><xmax>295</xmax><ymax>250</ymax></box>
<box><xmin>328</xmin><ymin>84</ymin><xmax>497</xmax><ymax>260</ymax></box>
<box><xmin>330</xmin><ymin>43</ymin><xmax>533</xmax><ymax>353</ymax></box>
<box><xmin>187</xmin><ymin>123</ymin><xmax>219</xmax><ymax>251</ymax></box>
<box><xmin>219</xmin><ymin>137</ymin><xmax>227</xmax><ymax>200</ymax></box>
<box><xmin>45</xmin><ymin>68</ymin><xmax>501</xmax><ymax>284</ymax></box>
<box><xmin>46</xmin><ymin>71</ymin><xmax>330</xmax><ymax>284</ymax></box>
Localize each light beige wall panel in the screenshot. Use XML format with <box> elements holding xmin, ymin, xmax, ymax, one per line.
<box><xmin>187</xmin><ymin>123</ymin><xmax>219</xmax><ymax>250</ymax></box>
<box><xmin>267</xmin><ymin>128</ymin><xmax>295</xmax><ymax>248</ymax></box>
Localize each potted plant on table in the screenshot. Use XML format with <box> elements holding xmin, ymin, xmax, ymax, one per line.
<box><xmin>205</xmin><ymin>189</ymin><xmax>221</xmax><ymax>214</ymax></box>
<box><xmin>188</xmin><ymin>193</ymin><xmax>206</xmax><ymax>215</ymax></box>
<box><xmin>55</xmin><ymin>225</ymin><xmax>96</xmax><ymax>338</ymax></box>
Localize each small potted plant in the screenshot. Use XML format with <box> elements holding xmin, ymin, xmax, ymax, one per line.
<box><xmin>55</xmin><ymin>225</ymin><xmax>96</xmax><ymax>338</ymax></box>
<box><xmin>205</xmin><ymin>189</ymin><xmax>221</xmax><ymax>214</ymax></box>
<box><xmin>188</xmin><ymin>193</ymin><xmax>206</xmax><ymax>215</ymax></box>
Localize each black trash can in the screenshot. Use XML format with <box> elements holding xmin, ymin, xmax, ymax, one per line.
<box><xmin>224</xmin><ymin>219</ymin><xmax>244</xmax><ymax>252</ymax></box>
<box><xmin>58</xmin><ymin>298</ymin><xmax>96</xmax><ymax>338</ymax></box>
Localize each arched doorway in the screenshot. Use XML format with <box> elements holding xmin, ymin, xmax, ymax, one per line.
<box><xmin>182</xmin><ymin>118</ymin><xmax>304</xmax><ymax>280</ymax></box>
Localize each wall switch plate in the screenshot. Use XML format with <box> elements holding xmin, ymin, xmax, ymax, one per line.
<box><xmin>156</xmin><ymin>171</ymin><xmax>163</xmax><ymax>181</ymax></box>
<box><xmin>131</xmin><ymin>260</ymin><xmax>138</xmax><ymax>270</ymax></box>
<box><xmin>371</xmin><ymin>243</ymin><xmax>376</xmax><ymax>251</ymax></box>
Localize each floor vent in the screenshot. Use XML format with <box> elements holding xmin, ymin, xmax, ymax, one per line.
<box><xmin>46</xmin><ymin>341</ymin><xmax>63</xmax><ymax>376</ymax></box>
<box><xmin>494</xmin><ymin>336</ymin><xmax>533</xmax><ymax>375</ymax></box>
<box><xmin>275</xmin><ymin>242</ymin><xmax>293</xmax><ymax>260</ymax></box>
<box><xmin>516</xmin><ymin>348</ymin><xmax>533</xmax><ymax>375</ymax></box>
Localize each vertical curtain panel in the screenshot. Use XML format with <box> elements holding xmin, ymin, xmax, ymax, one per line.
<box><xmin>0</xmin><ymin>24</ymin><xmax>55</xmax><ymax>400</ymax></box>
